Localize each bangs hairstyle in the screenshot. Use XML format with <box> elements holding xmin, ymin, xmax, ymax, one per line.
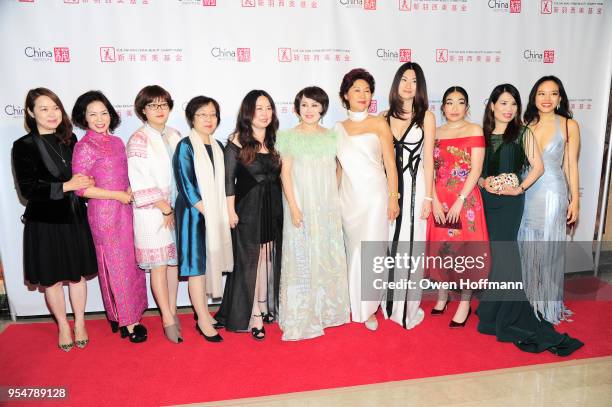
<box><xmin>388</xmin><ymin>62</ymin><xmax>429</xmax><ymax>128</ymax></box>
<box><xmin>483</xmin><ymin>84</ymin><xmax>523</xmax><ymax>145</ymax></box>
<box><xmin>523</xmin><ymin>75</ymin><xmax>572</xmax><ymax>125</ymax></box>
<box><xmin>24</xmin><ymin>87</ymin><xmax>73</xmax><ymax>144</ymax></box>
<box><xmin>232</xmin><ymin>89</ymin><xmax>280</xmax><ymax>166</ymax></box>
<box><xmin>441</xmin><ymin>86</ymin><xmax>469</xmax><ymax>119</ymax></box>
<box><xmin>134</xmin><ymin>85</ymin><xmax>174</xmax><ymax>122</ymax></box>
<box><xmin>72</xmin><ymin>90</ymin><xmax>121</xmax><ymax>132</ymax></box>
<box><xmin>185</xmin><ymin>95</ymin><xmax>220</xmax><ymax>129</ymax></box>
<box><xmin>294</xmin><ymin>86</ymin><xmax>329</xmax><ymax>118</ymax></box>
<box><xmin>339</xmin><ymin>68</ymin><xmax>375</xmax><ymax>109</ymax></box>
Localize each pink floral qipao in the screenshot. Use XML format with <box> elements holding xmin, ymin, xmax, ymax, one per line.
<box><xmin>73</xmin><ymin>130</ymin><xmax>147</xmax><ymax>326</ymax></box>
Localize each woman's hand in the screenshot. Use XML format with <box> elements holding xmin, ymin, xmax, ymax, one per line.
<box><xmin>446</xmin><ymin>199</ymin><xmax>463</xmax><ymax>224</ymax></box>
<box><xmin>162</xmin><ymin>211</ymin><xmax>175</xmax><ymax>229</ymax></box>
<box><xmin>499</xmin><ymin>186</ymin><xmax>523</xmax><ymax>196</ymax></box>
<box><xmin>63</xmin><ymin>173</ymin><xmax>94</xmax><ymax>192</ymax></box>
<box><xmin>228</xmin><ymin>210</ymin><xmax>239</xmax><ymax>229</ymax></box>
<box><xmin>432</xmin><ymin>198</ymin><xmax>446</xmax><ymax>224</ymax></box>
<box><xmin>388</xmin><ymin>198</ymin><xmax>400</xmax><ymax>220</ymax></box>
<box><xmin>567</xmin><ymin>199</ymin><xmax>579</xmax><ymax>225</ymax></box>
<box><xmin>290</xmin><ymin>205</ymin><xmax>303</xmax><ymax>228</ymax></box>
<box><xmin>420</xmin><ymin>199</ymin><xmax>432</xmax><ymax>220</ymax></box>
<box><xmin>115</xmin><ymin>191</ymin><xmax>133</xmax><ymax>205</ymax></box>
<box><xmin>482</xmin><ymin>177</ymin><xmax>498</xmax><ymax>194</ymax></box>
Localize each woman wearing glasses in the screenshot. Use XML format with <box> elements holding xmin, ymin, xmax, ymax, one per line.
<box><xmin>127</xmin><ymin>85</ymin><xmax>183</xmax><ymax>343</ymax></box>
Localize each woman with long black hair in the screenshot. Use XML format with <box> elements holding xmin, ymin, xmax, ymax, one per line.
<box><xmin>381</xmin><ymin>62</ymin><xmax>435</xmax><ymax>330</ymax></box>
<box><xmin>518</xmin><ymin>76</ymin><xmax>581</xmax><ymax>324</ymax></box>
<box><xmin>215</xmin><ymin>90</ymin><xmax>283</xmax><ymax>341</ymax></box>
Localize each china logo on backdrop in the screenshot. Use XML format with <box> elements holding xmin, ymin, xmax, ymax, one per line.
<box><xmin>399</xmin><ymin>48</ymin><xmax>411</xmax><ymax>62</ymax></box>
<box><xmin>399</xmin><ymin>0</ymin><xmax>411</xmax><ymax>10</ymax></box>
<box><xmin>237</xmin><ymin>48</ymin><xmax>251</xmax><ymax>62</ymax></box>
<box><xmin>368</xmin><ymin>100</ymin><xmax>378</xmax><ymax>113</ymax></box>
<box><xmin>509</xmin><ymin>0</ymin><xmax>521</xmax><ymax>12</ymax></box>
<box><xmin>53</xmin><ymin>47</ymin><xmax>70</xmax><ymax>62</ymax></box>
<box><xmin>436</xmin><ymin>49</ymin><xmax>448</xmax><ymax>63</ymax></box>
<box><xmin>364</xmin><ymin>0</ymin><xmax>376</xmax><ymax>10</ymax></box>
<box><xmin>100</xmin><ymin>47</ymin><xmax>116</xmax><ymax>62</ymax></box>
<box><xmin>278</xmin><ymin>48</ymin><xmax>292</xmax><ymax>62</ymax></box>
<box><xmin>543</xmin><ymin>49</ymin><xmax>554</xmax><ymax>63</ymax></box>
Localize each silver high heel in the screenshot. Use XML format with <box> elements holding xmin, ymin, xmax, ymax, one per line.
<box><xmin>163</xmin><ymin>324</ymin><xmax>183</xmax><ymax>344</ymax></box>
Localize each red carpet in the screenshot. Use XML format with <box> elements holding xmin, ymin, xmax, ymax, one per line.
<box><xmin>1</xmin><ymin>297</ymin><xmax>611</xmax><ymax>406</ymax></box>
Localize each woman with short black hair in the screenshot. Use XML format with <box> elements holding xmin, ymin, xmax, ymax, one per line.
<box><xmin>277</xmin><ymin>86</ymin><xmax>350</xmax><ymax>341</ymax></box>
<box><xmin>72</xmin><ymin>90</ymin><xmax>148</xmax><ymax>344</ymax></box>
<box><xmin>173</xmin><ymin>95</ymin><xmax>231</xmax><ymax>343</ymax></box>
<box><xmin>127</xmin><ymin>85</ymin><xmax>182</xmax><ymax>343</ymax></box>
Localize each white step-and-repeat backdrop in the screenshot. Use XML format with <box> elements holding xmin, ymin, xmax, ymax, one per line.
<box><xmin>1</xmin><ymin>0</ymin><xmax>611</xmax><ymax>316</ymax></box>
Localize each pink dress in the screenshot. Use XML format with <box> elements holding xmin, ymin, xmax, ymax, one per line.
<box><xmin>73</xmin><ymin>130</ymin><xmax>148</xmax><ymax>326</ymax></box>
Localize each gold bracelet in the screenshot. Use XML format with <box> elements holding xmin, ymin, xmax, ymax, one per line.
<box><xmin>389</xmin><ymin>192</ymin><xmax>401</xmax><ymax>199</ymax></box>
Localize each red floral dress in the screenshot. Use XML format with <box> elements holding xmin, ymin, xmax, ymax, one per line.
<box><xmin>426</xmin><ymin>136</ymin><xmax>490</xmax><ymax>285</ymax></box>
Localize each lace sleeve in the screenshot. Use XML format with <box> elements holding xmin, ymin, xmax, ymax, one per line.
<box><xmin>224</xmin><ymin>142</ymin><xmax>239</xmax><ymax>197</ymax></box>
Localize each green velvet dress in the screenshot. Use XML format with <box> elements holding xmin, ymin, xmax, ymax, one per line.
<box><xmin>476</xmin><ymin>131</ymin><xmax>583</xmax><ymax>356</ymax></box>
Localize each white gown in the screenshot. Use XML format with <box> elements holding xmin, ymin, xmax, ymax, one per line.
<box><xmin>336</xmin><ymin>122</ymin><xmax>388</xmax><ymax>323</ymax></box>
<box><xmin>383</xmin><ymin>122</ymin><xmax>425</xmax><ymax>329</ymax></box>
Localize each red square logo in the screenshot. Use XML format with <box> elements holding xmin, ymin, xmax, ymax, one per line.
<box><xmin>509</xmin><ymin>0</ymin><xmax>521</xmax><ymax>13</ymax></box>
<box><xmin>202</xmin><ymin>0</ymin><xmax>216</xmax><ymax>5</ymax></box>
<box><xmin>368</xmin><ymin>100</ymin><xmax>378</xmax><ymax>114</ymax></box>
<box><xmin>436</xmin><ymin>49</ymin><xmax>448</xmax><ymax>63</ymax></box>
<box><xmin>543</xmin><ymin>49</ymin><xmax>555</xmax><ymax>63</ymax></box>
<box><xmin>541</xmin><ymin>0</ymin><xmax>552</xmax><ymax>14</ymax></box>
<box><xmin>399</xmin><ymin>0</ymin><xmax>411</xmax><ymax>11</ymax></box>
<box><xmin>53</xmin><ymin>47</ymin><xmax>70</xmax><ymax>62</ymax></box>
<box><xmin>364</xmin><ymin>0</ymin><xmax>376</xmax><ymax>10</ymax></box>
<box><xmin>242</xmin><ymin>0</ymin><xmax>255</xmax><ymax>6</ymax></box>
<box><xmin>399</xmin><ymin>48</ymin><xmax>411</xmax><ymax>62</ymax></box>
<box><xmin>278</xmin><ymin>48</ymin><xmax>292</xmax><ymax>62</ymax></box>
<box><xmin>237</xmin><ymin>48</ymin><xmax>251</xmax><ymax>62</ymax></box>
<box><xmin>100</xmin><ymin>47</ymin><xmax>116</xmax><ymax>62</ymax></box>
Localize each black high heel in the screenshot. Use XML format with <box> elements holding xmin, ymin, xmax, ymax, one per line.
<box><xmin>431</xmin><ymin>299</ymin><xmax>450</xmax><ymax>315</ymax></box>
<box><xmin>195</xmin><ymin>323</ymin><xmax>223</xmax><ymax>343</ymax></box>
<box><xmin>109</xmin><ymin>320</ymin><xmax>119</xmax><ymax>333</ymax></box>
<box><xmin>194</xmin><ymin>312</ymin><xmax>225</xmax><ymax>329</ymax></box>
<box><xmin>261</xmin><ymin>312</ymin><xmax>275</xmax><ymax>324</ymax></box>
<box><xmin>119</xmin><ymin>324</ymin><xmax>148</xmax><ymax>343</ymax></box>
<box><xmin>250</xmin><ymin>314</ymin><xmax>265</xmax><ymax>341</ymax></box>
<box><xmin>449</xmin><ymin>307</ymin><xmax>471</xmax><ymax>328</ymax></box>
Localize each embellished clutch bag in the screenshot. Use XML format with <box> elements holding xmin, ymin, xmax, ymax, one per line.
<box><xmin>490</xmin><ymin>173</ymin><xmax>519</xmax><ymax>192</ymax></box>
